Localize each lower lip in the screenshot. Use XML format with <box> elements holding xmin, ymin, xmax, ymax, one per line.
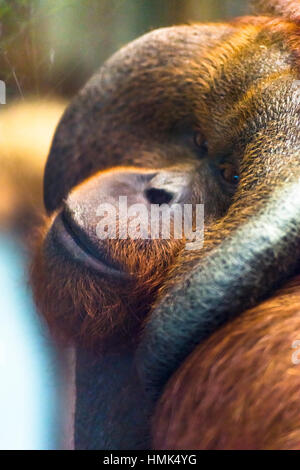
<box><xmin>48</xmin><ymin>213</ymin><xmax>128</xmax><ymax>279</ymax></box>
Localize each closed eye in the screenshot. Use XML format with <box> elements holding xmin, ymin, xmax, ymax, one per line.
<box><xmin>193</xmin><ymin>130</ymin><xmax>208</xmax><ymax>158</ymax></box>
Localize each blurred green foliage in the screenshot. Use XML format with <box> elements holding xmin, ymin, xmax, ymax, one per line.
<box><xmin>0</xmin><ymin>0</ymin><xmax>249</xmax><ymax>99</ymax></box>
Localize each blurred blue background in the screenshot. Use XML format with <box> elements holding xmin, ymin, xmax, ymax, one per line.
<box><xmin>0</xmin><ymin>234</ymin><xmax>59</xmax><ymax>449</ymax></box>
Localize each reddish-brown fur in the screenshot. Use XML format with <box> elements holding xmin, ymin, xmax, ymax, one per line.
<box><xmin>151</xmin><ymin>3</ymin><xmax>300</xmax><ymax>450</ymax></box>
<box><xmin>31</xmin><ymin>205</ymin><xmax>183</xmax><ymax>350</ymax></box>
<box><xmin>252</xmin><ymin>0</ymin><xmax>300</xmax><ymax>24</ymax></box>
<box><xmin>153</xmin><ymin>276</ymin><xmax>300</xmax><ymax>450</ymax></box>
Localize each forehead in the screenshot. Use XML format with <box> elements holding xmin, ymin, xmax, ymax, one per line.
<box><xmin>76</xmin><ymin>22</ymin><xmax>295</xmax><ymax>128</ymax></box>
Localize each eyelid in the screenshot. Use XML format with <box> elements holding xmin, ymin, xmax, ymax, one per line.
<box><xmin>219</xmin><ymin>162</ymin><xmax>240</xmax><ymax>185</ymax></box>
<box><xmin>193</xmin><ymin>131</ymin><xmax>208</xmax><ymax>155</ymax></box>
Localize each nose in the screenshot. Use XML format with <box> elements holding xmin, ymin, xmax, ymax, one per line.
<box><xmin>144</xmin><ymin>170</ymin><xmax>191</xmax><ymax>205</ymax></box>
<box><xmin>61</xmin><ymin>166</ymin><xmax>192</xmax><ymax>251</ymax></box>
<box><xmin>67</xmin><ymin>167</ymin><xmax>192</xmax><ymax>212</ymax></box>
<box><xmin>144</xmin><ymin>187</ymin><xmax>173</xmax><ymax>205</ymax></box>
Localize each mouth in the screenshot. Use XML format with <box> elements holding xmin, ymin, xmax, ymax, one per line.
<box><xmin>47</xmin><ymin>212</ymin><xmax>128</xmax><ymax>279</ymax></box>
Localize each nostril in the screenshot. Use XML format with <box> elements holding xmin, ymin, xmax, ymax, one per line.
<box><xmin>145</xmin><ymin>188</ymin><xmax>174</xmax><ymax>205</ymax></box>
